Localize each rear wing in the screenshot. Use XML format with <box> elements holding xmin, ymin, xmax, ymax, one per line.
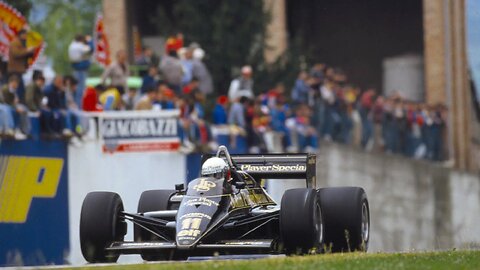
<box><xmin>201</xmin><ymin>153</ymin><xmax>317</xmax><ymax>188</ymax></box>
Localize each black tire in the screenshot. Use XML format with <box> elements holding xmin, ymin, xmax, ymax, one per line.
<box><xmin>319</xmin><ymin>187</ymin><xmax>370</xmax><ymax>252</ymax></box>
<box><xmin>134</xmin><ymin>189</ymin><xmax>176</xmax><ymax>261</ymax></box>
<box><xmin>80</xmin><ymin>192</ymin><xmax>126</xmax><ymax>263</ymax></box>
<box><xmin>280</xmin><ymin>188</ymin><xmax>324</xmax><ymax>255</ymax></box>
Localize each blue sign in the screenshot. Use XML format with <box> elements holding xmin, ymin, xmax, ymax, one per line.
<box><xmin>0</xmin><ymin>140</ymin><xmax>69</xmax><ymax>266</ymax></box>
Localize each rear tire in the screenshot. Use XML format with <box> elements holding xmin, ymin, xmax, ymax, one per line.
<box><xmin>280</xmin><ymin>188</ymin><xmax>324</xmax><ymax>255</ymax></box>
<box><xmin>80</xmin><ymin>192</ymin><xmax>126</xmax><ymax>263</ymax></box>
<box><xmin>134</xmin><ymin>189</ymin><xmax>176</xmax><ymax>261</ymax></box>
<box><xmin>319</xmin><ymin>187</ymin><xmax>370</xmax><ymax>252</ymax></box>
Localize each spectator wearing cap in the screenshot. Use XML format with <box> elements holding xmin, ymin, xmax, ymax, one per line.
<box><xmin>213</xmin><ymin>95</ymin><xmax>228</xmax><ymax>125</ymax></box>
<box><xmin>25</xmin><ymin>73</ymin><xmax>46</xmax><ymax>112</ymax></box>
<box><xmin>228</xmin><ymin>65</ymin><xmax>254</xmax><ymax>100</ymax></box>
<box><xmin>101</xmin><ymin>50</ymin><xmax>129</xmax><ymax>94</ymax></box>
<box><xmin>7</xmin><ymin>29</ymin><xmax>38</xmax><ymax>104</ymax></box>
<box><xmin>68</xmin><ymin>34</ymin><xmax>94</xmax><ymax>108</ymax></box>
<box><xmin>191</xmin><ymin>47</ymin><xmax>213</xmax><ymax>95</ymax></box>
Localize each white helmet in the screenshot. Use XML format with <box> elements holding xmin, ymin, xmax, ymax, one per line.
<box><xmin>201</xmin><ymin>157</ymin><xmax>229</xmax><ymax>180</ymax></box>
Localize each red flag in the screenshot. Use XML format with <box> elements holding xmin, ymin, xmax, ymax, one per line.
<box><xmin>94</xmin><ymin>14</ymin><xmax>111</xmax><ymax>67</ymax></box>
<box><xmin>132</xmin><ymin>26</ymin><xmax>142</xmax><ymax>62</ymax></box>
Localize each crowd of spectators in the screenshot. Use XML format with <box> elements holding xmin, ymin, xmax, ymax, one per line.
<box><xmin>2</xmin><ymin>29</ymin><xmax>447</xmax><ymax>161</ymax></box>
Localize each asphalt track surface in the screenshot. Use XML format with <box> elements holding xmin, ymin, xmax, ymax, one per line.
<box><xmin>4</xmin><ymin>254</ymin><xmax>285</xmax><ymax>269</ymax></box>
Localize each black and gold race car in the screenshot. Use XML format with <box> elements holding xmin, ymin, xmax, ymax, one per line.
<box><xmin>79</xmin><ymin>146</ymin><xmax>370</xmax><ymax>262</ymax></box>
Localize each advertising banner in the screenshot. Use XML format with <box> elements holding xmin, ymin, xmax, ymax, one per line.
<box><xmin>97</xmin><ymin>110</ymin><xmax>181</xmax><ymax>153</ymax></box>
<box><xmin>0</xmin><ymin>140</ymin><xmax>69</xmax><ymax>266</ymax></box>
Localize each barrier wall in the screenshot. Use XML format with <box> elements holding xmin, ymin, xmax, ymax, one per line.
<box><xmin>316</xmin><ymin>143</ymin><xmax>480</xmax><ymax>252</ymax></box>
<box><xmin>0</xmin><ymin>140</ymin><xmax>69</xmax><ymax>266</ymax></box>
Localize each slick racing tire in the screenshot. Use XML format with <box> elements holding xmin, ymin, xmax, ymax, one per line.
<box><xmin>134</xmin><ymin>189</ymin><xmax>176</xmax><ymax>261</ymax></box>
<box><xmin>280</xmin><ymin>188</ymin><xmax>325</xmax><ymax>255</ymax></box>
<box><xmin>80</xmin><ymin>192</ymin><xmax>126</xmax><ymax>263</ymax></box>
<box><xmin>319</xmin><ymin>187</ymin><xmax>370</xmax><ymax>252</ymax></box>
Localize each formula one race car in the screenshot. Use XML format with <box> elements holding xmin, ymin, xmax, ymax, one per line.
<box><xmin>79</xmin><ymin>146</ymin><xmax>370</xmax><ymax>262</ymax></box>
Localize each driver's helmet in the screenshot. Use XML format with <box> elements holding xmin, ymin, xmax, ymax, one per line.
<box><xmin>201</xmin><ymin>157</ymin><xmax>230</xmax><ymax>180</ymax></box>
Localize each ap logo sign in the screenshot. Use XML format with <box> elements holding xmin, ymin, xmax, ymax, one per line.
<box><xmin>0</xmin><ymin>156</ymin><xmax>63</xmax><ymax>223</ymax></box>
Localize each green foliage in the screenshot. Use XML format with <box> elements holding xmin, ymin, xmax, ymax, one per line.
<box><xmin>150</xmin><ymin>0</ymin><xmax>269</xmax><ymax>95</ymax></box>
<box><xmin>4</xmin><ymin>0</ymin><xmax>32</xmax><ymax>18</ymax></box>
<box><xmin>30</xmin><ymin>0</ymin><xmax>101</xmax><ymax>74</ymax></box>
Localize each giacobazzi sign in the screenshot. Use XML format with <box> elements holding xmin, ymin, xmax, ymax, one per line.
<box><xmin>96</xmin><ymin>110</ymin><xmax>181</xmax><ymax>153</ymax></box>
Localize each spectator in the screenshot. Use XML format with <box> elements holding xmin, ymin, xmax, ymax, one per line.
<box><xmin>191</xmin><ymin>47</ymin><xmax>213</xmax><ymax>95</ymax></box>
<box><xmin>165</xmin><ymin>33</ymin><xmax>184</xmax><ymax>54</ymax></box>
<box><xmin>25</xmin><ymin>73</ymin><xmax>45</xmax><ymax>112</ymax></box>
<box><xmin>122</xmin><ymin>87</ymin><xmax>140</xmax><ymax>110</ymax></box>
<box><xmin>251</xmin><ymin>102</ymin><xmax>271</xmax><ymax>153</ymax></box>
<box><xmin>64</xmin><ymin>76</ymin><xmax>89</xmax><ymax>135</ymax></box>
<box><xmin>135</xmin><ymin>86</ymin><xmax>156</xmax><ymax>110</ymax></box>
<box><xmin>7</xmin><ymin>29</ymin><xmax>37</xmax><ymax>103</ymax></box>
<box><xmin>160</xmin><ymin>49</ymin><xmax>183</xmax><ymax>94</ymax></box>
<box><xmin>228</xmin><ymin>65</ymin><xmax>254</xmax><ymax>100</ymax></box>
<box><xmin>68</xmin><ymin>34</ymin><xmax>93</xmax><ymax>108</ymax></box>
<box><xmin>43</xmin><ymin>75</ymin><xmax>74</xmax><ymax>137</ymax></box>
<box><xmin>291</xmin><ymin>71</ymin><xmax>310</xmax><ymax>105</ymax></box>
<box><xmin>182</xmin><ymin>77</ymin><xmax>200</xmax><ymax>96</ymax></box>
<box><xmin>228</xmin><ymin>96</ymin><xmax>248</xmax><ymax>129</ymax></box>
<box><xmin>64</xmin><ymin>75</ymin><xmax>78</xmax><ymax>110</ymax></box>
<box><xmin>213</xmin><ymin>95</ymin><xmax>228</xmax><ymax>125</ymax></box>
<box><xmin>135</xmin><ymin>47</ymin><xmax>159</xmax><ymax>71</ymax></box>
<box><xmin>0</xmin><ymin>75</ymin><xmax>29</xmax><ymax>139</ymax></box>
<box><xmin>140</xmin><ymin>65</ymin><xmax>159</xmax><ymax>94</ymax></box>
<box><xmin>270</xmin><ymin>97</ymin><xmax>292</xmax><ymax>149</ymax></box>
<box><xmin>101</xmin><ymin>50</ymin><xmax>129</xmax><ymax>94</ymax></box>
<box><xmin>180</xmin><ymin>47</ymin><xmax>194</xmax><ymax>86</ymax></box>
<box><xmin>290</xmin><ymin>104</ymin><xmax>318</xmax><ymax>152</ymax></box>
<box><xmin>99</xmin><ymin>86</ymin><xmax>122</xmax><ymax>110</ymax></box>
<box><xmin>320</xmin><ymin>79</ymin><xmax>336</xmax><ymax>140</ymax></box>
<box><xmin>155</xmin><ymin>83</ymin><xmax>176</xmax><ymax>110</ymax></box>
<box><xmin>359</xmin><ymin>88</ymin><xmax>375</xmax><ymax>149</ymax></box>
<box><xmin>82</xmin><ymin>84</ymin><xmax>104</xmax><ymax>112</ymax></box>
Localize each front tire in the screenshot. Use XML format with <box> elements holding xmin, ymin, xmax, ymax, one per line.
<box><xmin>280</xmin><ymin>188</ymin><xmax>324</xmax><ymax>255</ymax></box>
<box><xmin>134</xmin><ymin>189</ymin><xmax>176</xmax><ymax>261</ymax></box>
<box><xmin>80</xmin><ymin>192</ymin><xmax>126</xmax><ymax>263</ymax></box>
<box><xmin>319</xmin><ymin>187</ymin><xmax>370</xmax><ymax>252</ymax></box>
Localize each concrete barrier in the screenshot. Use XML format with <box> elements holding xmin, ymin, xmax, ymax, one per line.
<box><xmin>316</xmin><ymin>143</ymin><xmax>480</xmax><ymax>252</ymax></box>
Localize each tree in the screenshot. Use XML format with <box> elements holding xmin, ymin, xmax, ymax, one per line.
<box><xmin>150</xmin><ymin>0</ymin><xmax>268</xmax><ymax>95</ymax></box>
<box><xmin>31</xmin><ymin>0</ymin><xmax>101</xmax><ymax>73</ymax></box>
<box><xmin>4</xmin><ymin>0</ymin><xmax>32</xmax><ymax>19</ymax></box>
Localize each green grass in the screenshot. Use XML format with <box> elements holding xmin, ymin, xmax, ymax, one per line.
<box><xmin>59</xmin><ymin>250</ymin><xmax>480</xmax><ymax>270</ymax></box>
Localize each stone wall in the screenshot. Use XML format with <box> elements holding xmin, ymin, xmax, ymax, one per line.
<box><xmin>317</xmin><ymin>143</ymin><xmax>480</xmax><ymax>252</ymax></box>
<box><xmin>267</xmin><ymin>142</ymin><xmax>479</xmax><ymax>252</ymax></box>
